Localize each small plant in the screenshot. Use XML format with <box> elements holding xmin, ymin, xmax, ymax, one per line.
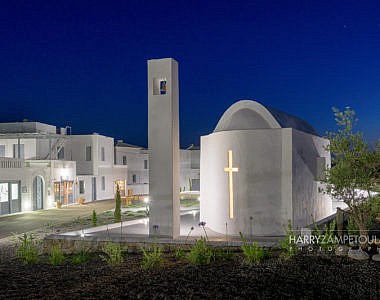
<box><xmin>311</xmin><ymin>220</ymin><xmax>337</xmax><ymax>251</ymax></box>
<box><xmin>114</xmin><ymin>184</ymin><xmax>121</xmax><ymax>222</ymax></box>
<box><xmin>175</xmin><ymin>248</ymin><xmax>185</xmax><ymax>259</ymax></box>
<box><xmin>187</xmin><ymin>237</ymin><xmax>213</xmax><ymax>265</ymax></box>
<box><xmin>16</xmin><ymin>233</ymin><xmax>39</xmax><ymax>265</ymax></box>
<box><xmin>239</xmin><ymin>232</ymin><xmax>266</xmax><ymax>264</ymax></box>
<box><xmin>71</xmin><ymin>250</ymin><xmax>90</xmax><ymax>265</ymax></box>
<box><xmin>49</xmin><ymin>244</ymin><xmax>64</xmax><ymax>265</ymax></box>
<box><xmin>198</xmin><ymin>221</ymin><xmax>208</xmax><ymax>241</ymax></box>
<box><xmin>100</xmin><ymin>242</ymin><xmax>124</xmax><ymax>266</ymax></box>
<box><xmin>45</xmin><ymin>220</ymin><xmax>54</xmax><ymax>230</ymax></box>
<box><xmin>279</xmin><ymin>220</ymin><xmax>299</xmax><ymax>259</ymax></box>
<box><xmin>215</xmin><ymin>248</ymin><xmax>235</xmax><ymax>261</ymax></box>
<box><xmin>141</xmin><ymin>224</ymin><xmax>163</xmax><ymax>270</ymax></box>
<box><xmin>347</xmin><ymin>216</ymin><xmax>360</xmax><ymax>236</ymax></box>
<box><xmin>92</xmin><ymin>210</ymin><xmax>97</xmax><ymax>227</ymax></box>
<box><xmin>141</xmin><ymin>245</ymin><xmax>163</xmax><ymax>270</ymax></box>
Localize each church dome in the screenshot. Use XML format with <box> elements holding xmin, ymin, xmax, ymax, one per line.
<box><xmin>214</xmin><ymin>100</ymin><xmax>319</xmax><ymax>136</ymax></box>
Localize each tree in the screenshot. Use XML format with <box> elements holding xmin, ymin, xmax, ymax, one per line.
<box><xmin>114</xmin><ymin>184</ymin><xmax>121</xmax><ymax>223</ymax></box>
<box><xmin>323</xmin><ymin>107</ymin><xmax>380</xmax><ymax>249</ymax></box>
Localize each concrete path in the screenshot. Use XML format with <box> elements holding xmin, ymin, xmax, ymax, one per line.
<box><xmin>0</xmin><ymin>199</ymin><xmax>116</xmax><ymax>239</ymax></box>
<box><xmin>54</xmin><ymin>211</ymin><xmax>281</xmax><ymax>246</ymax></box>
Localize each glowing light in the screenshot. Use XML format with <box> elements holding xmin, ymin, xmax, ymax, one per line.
<box><xmin>23</xmin><ymin>200</ymin><xmax>32</xmax><ymax>211</ymax></box>
<box><xmin>80</xmin><ymin>230</ymin><xmax>85</xmax><ymax>238</ymax></box>
<box><xmin>224</xmin><ymin>150</ymin><xmax>239</xmax><ymax>219</ymax></box>
<box><xmin>143</xmin><ymin>196</ymin><xmax>149</xmax><ymax>203</ymax></box>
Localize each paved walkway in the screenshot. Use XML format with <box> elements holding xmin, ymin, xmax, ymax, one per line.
<box><xmin>0</xmin><ymin>199</ymin><xmax>116</xmax><ymax>239</ymax></box>
<box><xmin>52</xmin><ymin>211</ymin><xmax>281</xmax><ymax>246</ymax></box>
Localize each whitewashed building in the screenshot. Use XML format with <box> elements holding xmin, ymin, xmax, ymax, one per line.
<box><xmin>114</xmin><ymin>141</ymin><xmax>200</xmax><ymax>196</ymax></box>
<box><xmin>63</xmin><ymin>134</ymin><xmax>128</xmax><ymax>203</ymax></box>
<box><xmin>0</xmin><ymin>122</ymin><xmax>76</xmax><ymax>215</ymax></box>
<box><xmin>200</xmin><ymin>100</ymin><xmax>332</xmax><ymax>236</ymax></box>
<box><xmin>114</xmin><ymin>141</ymin><xmax>149</xmax><ymax>196</ymax></box>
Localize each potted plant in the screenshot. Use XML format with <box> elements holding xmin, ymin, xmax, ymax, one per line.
<box><xmin>78</xmin><ymin>197</ymin><xmax>85</xmax><ymax>205</ymax></box>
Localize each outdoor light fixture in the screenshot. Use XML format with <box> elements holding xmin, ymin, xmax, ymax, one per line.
<box><xmin>143</xmin><ymin>196</ymin><xmax>149</xmax><ymax>203</ymax></box>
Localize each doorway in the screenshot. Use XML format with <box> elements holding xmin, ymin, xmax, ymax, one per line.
<box><xmin>53</xmin><ymin>181</ymin><xmax>73</xmax><ymax>206</ymax></box>
<box><xmin>0</xmin><ymin>181</ymin><xmax>21</xmax><ymax>215</ymax></box>
<box><xmin>33</xmin><ymin>176</ymin><xmax>44</xmax><ymax>210</ymax></box>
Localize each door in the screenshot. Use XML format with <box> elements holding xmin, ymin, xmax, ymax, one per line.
<box><xmin>62</xmin><ymin>181</ymin><xmax>73</xmax><ymax>205</ymax></box>
<box><xmin>92</xmin><ymin>177</ymin><xmax>96</xmax><ymax>201</ymax></box>
<box><xmin>33</xmin><ymin>176</ymin><xmax>44</xmax><ymax>210</ymax></box>
<box><xmin>10</xmin><ymin>182</ymin><xmax>21</xmax><ymax>213</ymax></box>
<box><xmin>0</xmin><ymin>182</ymin><xmax>21</xmax><ymax>215</ymax></box>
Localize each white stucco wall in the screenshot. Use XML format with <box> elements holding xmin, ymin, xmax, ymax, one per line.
<box><xmin>291</xmin><ymin>129</ymin><xmax>332</xmax><ymax>228</ymax></box>
<box><xmin>200</xmin><ymin>129</ymin><xmax>293</xmax><ymax>236</ymax></box>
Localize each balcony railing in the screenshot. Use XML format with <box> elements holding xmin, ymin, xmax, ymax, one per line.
<box><xmin>0</xmin><ymin>158</ymin><xmax>24</xmax><ymax>168</ymax></box>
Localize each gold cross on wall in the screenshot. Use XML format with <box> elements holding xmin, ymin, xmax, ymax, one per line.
<box><xmin>224</xmin><ymin>150</ymin><xmax>239</xmax><ymax>219</ymax></box>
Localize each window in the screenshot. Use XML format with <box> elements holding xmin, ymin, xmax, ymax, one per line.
<box><xmin>122</xmin><ymin>155</ymin><xmax>127</xmax><ymax>165</ymax></box>
<box><xmin>0</xmin><ymin>145</ymin><xmax>5</xmax><ymax>157</ymax></box>
<box><xmin>144</xmin><ymin>159</ymin><xmax>148</xmax><ymax>169</ymax></box>
<box><xmin>13</xmin><ymin>144</ymin><xmax>24</xmax><ymax>159</ymax></box>
<box><xmin>159</xmin><ymin>80</ymin><xmax>167</xmax><ymax>94</ymax></box>
<box><xmin>101</xmin><ymin>176</ymin><xmax>105</xmax><ymax>191</ymax></box>
<box><xmin>57</xmin><ymin>147</ymin><xmax>64</xmax><ymax>160</ymax></box>
<box><xmin>79</xmin><ymin>180</ymin><xmax>85</xmax><ymax>194</ymax></box>
<box><xmin>101</xmin><ymin>147</ymin><xmax>105</xmax><ymax>161</ymax></box>
<box><xmin>11</xmin><ymin>183</ymin><xmax>19</xmax><ymax>200</ymax></box>
<box><xmin>153</xmin><ymin>77</ymin><xmax>167</xmax><ymax>95</ymax></box>
<box><xmin>0</xmin><ymin>183</ymin><xmax>8</xmax><ymax>202</ymax></box>
<box><xmin>86</xmin><ymin>146</ymin><xmax>92</xmax><ymax>161</ymax></box>
<box><xmin>132</xmin><ymin>174</ymin><xmax>136</xmax><ymax>184</ymax></box>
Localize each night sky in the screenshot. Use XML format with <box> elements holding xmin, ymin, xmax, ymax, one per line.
<box><xmin>1</xmin><ymin>1</ymin><xmax>379</xmax><ymax>147</ymax></box>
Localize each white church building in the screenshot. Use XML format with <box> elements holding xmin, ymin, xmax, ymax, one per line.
<box><xmin>200</xmin><ymin>100</ymin><xmax>332</xmax><ymax>236</ymax></box>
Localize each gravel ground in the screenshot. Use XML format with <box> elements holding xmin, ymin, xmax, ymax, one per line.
<box><xmin>1</xmin><ymin>252</ymin><xmax>379</xmax><ymax>299</ymax></box>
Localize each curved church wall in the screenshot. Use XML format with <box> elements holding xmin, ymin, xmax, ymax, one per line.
<box><xmin>200</xmin><ymin>129</ymin><xmax>293</xmax><ymax>236</ymax></box>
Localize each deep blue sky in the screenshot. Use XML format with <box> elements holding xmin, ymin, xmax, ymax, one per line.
<box><xmin>1</xmin><ymin>0</ymin><xmax>379</xmax><ymax>147</ymax></box>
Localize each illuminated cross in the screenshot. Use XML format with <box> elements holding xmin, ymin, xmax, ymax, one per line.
<box><xmin>224</xmin><ymin>150</ymin><xmax>239</xmax><ymax>219</ymax></box>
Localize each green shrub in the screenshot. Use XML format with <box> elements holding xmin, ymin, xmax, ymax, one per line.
<box><xmin>114</xmin><ymin>184</ymin><xmax>121</xmax><ymax>222</ymax></box>
<box><xmin>49</xmin><ymin>245</ymin><xmax>64</xmax><ymax>265</ymax></box>
<box><xmin>92</xmin><ymin>210</ymin><xmax>97</xmax><ymax>227</ymax></box>
<box><xmin>16</xmin><ymin>233</ymin><xmax>39</xmax><ymax>265</ymax></box>
<box><xmin>71</xmin><ymin>250</ymin><xmax>90</xmax><ymax>265</ymax></box>
<box><xmin>311</xmin><ymin>220</ymin><xmax>337</xmax><ymax>251</ymax></box>
<box><xmin>279</xmin><ymin>220</ymin><xmax>299</xmax><ymax>259</ymax></box>
<box><xmin>239</xmin><ymin>232</ymin><xmax>266</xmax><ymax>264</ymax></box>
<box><xmin>141</xmin><ymin>245</ymin><xmax>163</xmax><ymax>270</ymax></box>
<box><xmin>175</xmin><ymin>248</ymin><xmax>185</xmax><ymax>259</ymax></box>
<box><xmin>100</xmin><ymin>242</ymin><xmax>124</xmax><ymax>266</ymax></box>
<box><xmin>187</xmin><ymin>237</ymin><xmax>213</xmax><ymax>265</ymax></box>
